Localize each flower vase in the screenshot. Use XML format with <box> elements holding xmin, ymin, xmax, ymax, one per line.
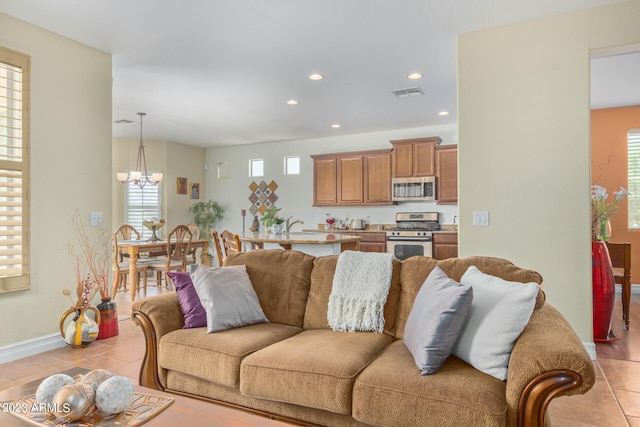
<box><xmin>592</xmin><ymin>241</ymin><xmax>618</xmax><ymax>342</ymax></box>
<box><xmin>97</xmin><ymin>297</ymin><xmax>119</xmax><ymax>340</ymax></box>
<box><xmin>59</xmin><ymin>306</ymin><xmax>101</xmax><ymax>348</ymax></box>
<box><xmin>270</xmin><ymin>224</ymin><xmax>284</xmax><ymax>234</ymax></box>
<box><xmin>597</xmin><ymin>220</ymin><xmax>612</xmax><ymax>242</ymax></box>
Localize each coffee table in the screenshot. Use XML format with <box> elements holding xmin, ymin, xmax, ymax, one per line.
<box><xmin>0</xmin><ymin>368</ymin><xmax>295</xmax><ymax>426</ymax></box>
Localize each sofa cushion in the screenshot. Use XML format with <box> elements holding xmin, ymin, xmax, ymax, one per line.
<box><xmin>166</xmin><ymin>271</ymin><xmax>206</xmax><ymax>329</ymax></box>
<box><xmin>159</xmin><ymin>323</ymin><xmax>303</xmax><ymax>388</ymax></box>
<box><xmin>190</xmin><ymin>264</ymin><xmax>269</xmax><ymax>333</ymax></box>
<box><xmin>396</xmin><ymin>256</ymin><xmax>545</xmax><ymax>339</ymax></box>
<box><xmin>304</xmin><ymin>255</ymin><xmax>402</xmax><ymax>336</ymax></box>
<box><xmin>403</xmin><ymin>266</ymin><xmax>473</xmax><ymax>375</ymax></box>
<box><xmin>451</xmin><ymin>266</ymin><xmax>540</xmax><ymax>381</ymax></box>
<box><xmin>224</xmin><ymin>249</ymin><xmax>315</xmax><ymax>328</ymax></box>
<box><xmin>353</xmin><ymin>340</ymin><xmax>507</xmax><ymax>427</ymax></box>
<box><xmin>240</xmin><ymin>329</ymin><xmax>393</xmax><ymax>415</ymax></box>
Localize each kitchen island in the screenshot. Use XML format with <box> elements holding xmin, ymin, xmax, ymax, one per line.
<box><xmin>239</xmin><ymin>232</ymin><xmax>361</xmax><ymax>256</ymax></box>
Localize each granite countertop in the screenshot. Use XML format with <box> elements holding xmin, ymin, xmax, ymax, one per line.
<box><xmin>239</xmin><ymin>232</ymin><xmax>361</xmax><ymax>245</ymax></box>
<box><xmin>304</xmin><ymin>224</ymin><xmax>459</xmax><ymax>233</ymax></box>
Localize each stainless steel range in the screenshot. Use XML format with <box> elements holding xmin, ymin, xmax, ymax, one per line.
<box><xmin>386</xmin><ymin>212</ymin><xmax>439</xmax><ymax>260</ymax></box>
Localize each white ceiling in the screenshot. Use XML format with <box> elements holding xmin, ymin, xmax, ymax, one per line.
<box><xmin>0</xmin><ymin>0</ymin><xmax>632</xmax><ymax>147</ymax></box>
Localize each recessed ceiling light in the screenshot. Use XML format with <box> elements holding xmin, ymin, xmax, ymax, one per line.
<box><xmin>438</xmin><ymin>111</ymin><xmax>450</xmax><ymax>116</ymax></box>
<box><xmin>286</xmin><ymin>99</ymin><xmax>299</xmax><ymax>105</ymax></box>
<box><xmin>308</xmin><ymin>73</ymin><xmax>324</xmax><ymax>81</ymax></box>
<box><xmin>407</xmin><ymin>73</ymin><xmax>423</xmax><ymax>80</ymax></box>
<box><xmin>331</xmin><ymin>124</ymin><xmax>341</xmax><ymax>128</ymax></box>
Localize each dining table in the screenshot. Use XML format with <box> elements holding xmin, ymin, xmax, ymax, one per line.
<box><xmin>114</xmin><ymin>239</ymin><xmax>209</xmax><ymax>300</ymax></box>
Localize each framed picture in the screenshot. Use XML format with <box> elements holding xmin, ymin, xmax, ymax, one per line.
<box><xmin>190</xmin><ymin>183</ymin><xmax>200</xmax><ymax>199</ymax></box>
<box><xmin>177</xmin><ymin>177</ymin><xmax>188</xmax><ymax>194</ymax></box>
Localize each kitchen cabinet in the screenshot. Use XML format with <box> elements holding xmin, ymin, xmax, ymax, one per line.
<box><xmin>433</xmin><ymin>232</ymin><xmax>458</xmax><ymax>260</ymax></box>
<box><xmin>311</xmin><ymin>149</ymin><xmax>393</xmax><ymax>206</ymax></box>
<box><xmin>435</xmin><ymin>145</ymin><xmax>458</xmax><ymax>204</ymax></box>
<box><xmin>390</xmin><ymin>136</ymin><xmax>442</xmax><ymax>178</ymax></box>
<box><xmin>354</xmin><ymin>232</ymin><xmax>387</xmax><ymax>253</ymax></box>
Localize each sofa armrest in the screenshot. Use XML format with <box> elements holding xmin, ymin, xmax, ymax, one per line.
<box><xmin>131</xmin><ymin>292</ymin><xmax>184</xmax><ymax>390</ymax></box>
<box><xmin>505</xmin><ymin>303</ymin><xmax>596</xmax><ymax>427</ymax></box>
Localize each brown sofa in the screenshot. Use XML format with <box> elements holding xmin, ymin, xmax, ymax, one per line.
<box><xmin>131</xmin><ymin>249</ymin><xmax>595</xmax><ymax>427</ymax></box>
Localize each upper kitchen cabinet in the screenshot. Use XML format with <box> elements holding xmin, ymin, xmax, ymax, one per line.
<box><xmin>311</xmin><ymin>149</ymin><xmax>393</xmax><ymax>206</ymax></box>
<box><xmin>435</xmin><ymin>145</ymin><xmax>458</xmax><ymax>204</ymax></box>
<box><xmin>390</xmin><ymin>136</ymin><xmax>442</xmax><ymax>178</ymax></box>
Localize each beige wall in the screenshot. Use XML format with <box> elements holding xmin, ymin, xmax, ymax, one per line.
<box><xmin>112</xmin><ymin>138</ymin><xmax>206</xmax><ymax>230</ymax></box>
<box><xmin>0</xmin><ymin>13</ymin><xmax>112</xmax><ymax>347</ymax></box>
<box><xmin>458</xmin><ymin>1</ymin><xmax>640</xmax><ymax>343</ymax></box>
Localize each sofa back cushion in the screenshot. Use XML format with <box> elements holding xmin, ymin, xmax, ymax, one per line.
<box><xmin>396</xmin><ymin>256</ymin><xmax>544</xmax><ymax>339</ymax></box>
<box><xmin>224</xmin><ymin>249</ymin><xmax>315</xmax><ymax>328</ymax></box>
<box><xmin>303</xmin><ymin>255</ymin><xmax>402</xmax><ymax>336</ymax></box>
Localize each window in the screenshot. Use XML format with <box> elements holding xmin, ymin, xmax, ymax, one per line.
<box><xmin>124</xmin><ymin>174</ymin><xmax>162</xmax><ymax>240</ymax></box>
<box><xmin>0</xmin><ymin>47</ymin><xmax>30</xmax><ymax>293</ymax></box>
<box><xmin>249</xmin><ymin>159</ymin><xmax>264</xmax><ymax>177</ymax></box>
<box><xmin>628</xmin><ymin>129</ymin><xmax>640</xmax><ymax>229</ymax></box>
<box><xmin>284</xmin><ymin>156</ymin><xmax>300</xmax><ymax>175</ymax></box>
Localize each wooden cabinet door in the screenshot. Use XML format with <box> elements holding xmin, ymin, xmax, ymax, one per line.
<box><xmin>414</xmin><ymin>140</ymin><xmax>436</xmax><ymax>176</ymax></box>
<box><xmin>313</xmin><ymin>157</ymin><xmax>337</xmax><ymax>206</ymax></box>
<box><xmin>359</xmin><ymin>242</ymin><xmax>387</xmax><ymax>253</ymax></box>
<box><xmin>433</xmin><ymin>232</ymin><xmax>458</xmax><ymax>260</ymax></box>
<box><xmin>436</xmin><ymin>146</ymin><xmax>458</xmax><ymax>204</ymax></box>
<box><xmin>338</xmin><ymin>155</ymin><xmax>364</xmax><ymax>204</ymax></box>
<box><xmin>392</xmin><ymin>143</ymin><xmax>414</xmax><ymax>177</ymax></box>
<box><xmin>364</xmin><ymin>151</ymin><xmax>392</xmax><ymax>204</ymax></box>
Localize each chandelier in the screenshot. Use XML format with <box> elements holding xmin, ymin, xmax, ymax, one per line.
<box><xmin>116</xmin><ymin>112</ymin><xmax>163</xmax><ymax>189</ymax></box>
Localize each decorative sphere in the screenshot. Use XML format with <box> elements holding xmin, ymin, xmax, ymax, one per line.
<box><xmin>95</xmin><ymin>376</ymin><xmax>135</xmax><ymax>415</ymax></box>
<box><xmin>35</xmin><ymin>374</ymin><xmax>75</xmax><ymax>405</ymax></box>
<box><xmin>51</xmin><ymin>383</ymin><xmax>95</xmax><ymax>422</ymax></box>
<box><xmin>79</xmin><ymin>369</ymin><xmax>113</xmax><ymax>392</ymax></box>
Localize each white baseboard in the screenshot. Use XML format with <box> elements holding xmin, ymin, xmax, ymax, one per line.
<box><xmin>583</xmin><ymin>341</ymin><xmax>597</xmax><ymax>360</ymax></box>
<box><xmin>617</xmin><ymin>284</ymin><xmax>640</xmax><ymax>294</ymax></box>
<box><xmin>0</xmin><ymin>333</ymin><xmax>66</xmax><ymax>365</ymax></box>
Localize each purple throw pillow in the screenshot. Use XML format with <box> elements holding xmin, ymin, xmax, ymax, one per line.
<box><xmin>167</xmin><ymin>271</ymin><xmax>207</xmax><ymax>329</ymax></box>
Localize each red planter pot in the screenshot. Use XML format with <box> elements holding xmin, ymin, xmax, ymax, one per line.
<box><xmin>592</xmin><ymin>241</ymin><xmax>618</xmax><ymax>342</ymax></box>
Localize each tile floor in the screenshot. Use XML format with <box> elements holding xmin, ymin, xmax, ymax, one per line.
<box><xmin>0</xmin><ymin>286</ymin><xmax>638</xmax><ymax>426</ymax></box>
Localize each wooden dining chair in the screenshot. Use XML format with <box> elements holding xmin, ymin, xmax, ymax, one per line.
<box><xmin>211</xmin><ymin>230</ymin><xmax>224</xmax><ymax>267</ymax></box>
<box><xmin>221</xmin><ymin>230</ymin><xmax>242</xmax><ymax>257</ymax></box>
<box><xmin>113</xmin><ymin>224</ymin><xmax>140</xmax><ymax>262</ymax></box>
<box><xmin>606</xmin><ymin>241</ymin><xmax>632</xmax><ymax>329</ymax></box>
<box><xmin>112</xmin><ymin>225</ymin><xmax>149</xmax><ymax>297</ymax></box>
<box><xmin>147</xmin><ymin>225</ymin><xmax>193</xmax><ymax>287</ymax></box>
<box><xmin>186</xmin><ymin>223</ymin><xmax>201</xmax><ymax>265</ymax></box>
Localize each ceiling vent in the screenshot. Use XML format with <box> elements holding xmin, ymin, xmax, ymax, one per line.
<box><xmin>392</xmin><ymin>87</ymin><xmax>424</xmax><ymax>98</ymax></box>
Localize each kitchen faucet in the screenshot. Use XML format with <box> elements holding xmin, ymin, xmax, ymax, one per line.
<box><xmin>285</xmin><ymin>216</ymin><xmax>304</xmax><ymax>234</ymax></box>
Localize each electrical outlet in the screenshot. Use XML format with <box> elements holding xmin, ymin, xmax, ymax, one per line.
<box><xmin>472</xmin><ymin>211</ymin><xmax>489</xmax><ymax>226</ymax></box>
<box><xmin>90</xmin><ymin>212</ymin><xmax>103</xmax><ymax>227</ymax></box>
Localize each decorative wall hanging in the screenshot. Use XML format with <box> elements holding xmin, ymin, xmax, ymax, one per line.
<box><xmin>190</xmin><ymin>183</ymin><xmax>200</xmax><ymax>199</ymax></box>
<box><xmin>177</xmin><ymin>177</ymin><xmax>187</xmax><ymax>194</ymax></box>
<box><xmin>248</xmin><ymin>180</ymin><xmax>278</xmax><ymax>216</ymax></box>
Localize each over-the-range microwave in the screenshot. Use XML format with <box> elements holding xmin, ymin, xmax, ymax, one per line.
<box><xmin>391</xmin><ymin>176</ymin><xmax>436</xmax><ymax>202</ymax></box>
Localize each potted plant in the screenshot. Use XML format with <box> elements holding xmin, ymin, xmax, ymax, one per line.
<box><xmin>260</xmin><ymin>205</ymin><xmax>285</xmax><ymax>234</ymax></box>
<box><xmin>189</xmin><ymin>200</ymin><xmax>224</xmax><ymax>258</ymax></box>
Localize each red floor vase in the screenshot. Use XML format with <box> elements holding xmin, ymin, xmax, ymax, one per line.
<box><xmin>592</xmin><ymin>241</ymin><xmax>618</xmax><ymax>342</ymax></box>
<box><xmin>97</xmin><ymin>297</ymin><xmax>119</xmax><ymax>340</ymax></box>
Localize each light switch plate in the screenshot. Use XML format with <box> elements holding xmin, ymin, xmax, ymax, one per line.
<box><xmin>90</xmin><ymin>212</ymin><xmax>103</xmax><ymax>227</ymax></box>
<box><xmin>472</xmin><ymin>211</ymin><xmax>489</xmax><ymax>226</ymax></box>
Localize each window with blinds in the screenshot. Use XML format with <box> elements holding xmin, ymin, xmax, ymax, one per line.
<box><xmin>628</xmin><ymin>129</ymin><xmax>640</xmax><ymax>229</ymax></box>
<box><xmin>124</xmin><ymin>175</ymin><xmax>162</xmax><ymax>240</ymax></box>
<box><xmin>0</xmin><ymin>47</ymin><xmax>30</xmax><ymax>293</ymax></box>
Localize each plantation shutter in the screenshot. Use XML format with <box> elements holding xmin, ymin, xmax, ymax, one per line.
<box><xmin>628</xmin><ymin>129</ymin><xmax>640</xmax><ymax>229</ymax></box>
<box><xmin>0</xmin><ymin>47</ymin><xmax>30</xmax><ymax>293</ymax></box>
<box><xmin>124</xmin><ymin>174</ymin><xmax>162</xmax><ymax>240</ymax></box>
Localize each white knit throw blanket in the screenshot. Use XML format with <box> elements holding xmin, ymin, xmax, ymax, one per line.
<box><xmin>328</xmin><ymin>250</ymin><xmax>393</xmax><ymax>333</ymax></box>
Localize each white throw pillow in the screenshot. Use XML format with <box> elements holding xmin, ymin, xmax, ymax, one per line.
<box><xmin>451</xmin><ymin>266</ymin><xmax>540</xmax><ymax>380</ymax></box>
<box><xmin>190</xmin><ymin>264</ymin><xmax>269</xmax><ymax>333</ymax></box>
